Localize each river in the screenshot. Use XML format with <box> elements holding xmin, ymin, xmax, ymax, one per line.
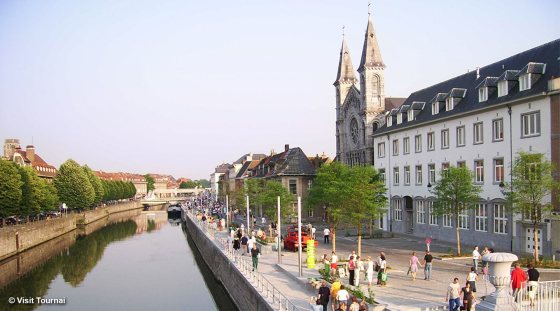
<box><xmin>0</xmin><ymin>210</ymin><xmax>238</xmax><ymax>311</ymax></box>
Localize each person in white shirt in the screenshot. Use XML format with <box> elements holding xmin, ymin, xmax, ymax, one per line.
<box><xmin>472</xmin><ymin>246</ymin><xmax>480</xmax><ymax>272</ymax></box>
<box><xmin>323</xmin><ymin>228</ymin><xmax>330</xmax><ymax>244</ymax></box>
<box><xmin>330</xmin><ymin>251</ymin><xmax>338</xmax><ymax>276</ymax></box>
<box><xmin>336</xmin><ymin>285</ymin><xmax>350</xmax><ymax>307</ymax></box>
<box><xmin>446</xmin><ymin>277</ymin><xmax>461</xmax><ymax>311</ymax></box>
<box><xmin>311</xmin><ymin>227</ymin><xmax>316</xmax><ymax>240</ymax></box>
<box><xmin>247</xmin><ymin>235</ymin><xmax>255</xmax><ymax>252</ymax></box>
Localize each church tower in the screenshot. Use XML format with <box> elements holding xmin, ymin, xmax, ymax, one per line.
<box><xmin>358</xmin><ymin>13</ymin><xmax>385</xmax><ymax>115</ymax></box>
<box><xmin>334</xmin><ymin>36</ymin><xmax>358</xmax><ymax>159</ymax></box>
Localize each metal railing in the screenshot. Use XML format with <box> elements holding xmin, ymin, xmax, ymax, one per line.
<box><xmin>517</xmin><ymin>280</ymin><xmax>560</xmax><ymax>311</ymax></box>
<box><xmin>186</xmin><ymin>209</ymin><xmax>302</xmax><ymax>311</ymax></box>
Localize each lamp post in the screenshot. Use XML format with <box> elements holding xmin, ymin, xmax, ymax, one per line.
<box><xmin>246</xmin><ymin>195</ymin><xmax>250</xmax><ymax>233</ymax></box>
<box><xmin>499</xmin><ymin>181</ymin><xmax>514</xmax><ymax>252</ymax></box>
<box><xmin>225</xmin><ymin>195</ymin><xmax>229</xmax><ymax>230</ymax></box>
<box><xmin>297</xmin><ymin>196</ymin><xmax>302</xmax><ymax>277</ymax></box>
<box><xmin>277</xmin><ymin>196</ymin><xmax>281</xmax><ymax>264</ymax></box>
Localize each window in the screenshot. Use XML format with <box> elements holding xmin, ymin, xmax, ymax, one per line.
<box><xmin>428</xmin><ymin>164</ymin><xmax>436</xmax><ymax>184</ymax></box>
<box><xmin>494</xmin><ymin>203</ymin><xmax>508</xmax><ymax>234</ymax></box>
<box><xmin>392</xmin><ymin>139</ymin><xmax>399</xmax><ymax>156</ymax></box>
<box><xmin>394</xmin><ymin>199</ymin><xmax>402</xmax><ymax>221</ymax></box>
<box><xmin>428</xmin><ymin>201</ymin><xmax>438</xmax><ymax>225</ymax></box>
<box><xmin>492</xmin><ymin>119</ymin><xmax>504</xmax><ymax>141</ymax></box>
<box><xmin>443</xmin><ymin>213</ymin><xmax>452</xmax><ymax>227</ymax></box>
<box><xmin>289</xmin><ymin>179</ymin><xmax>297</xmax><ymax>194</ymax></box>
<box><xmin>415</xmin><ymin>165</ymin><xmax>423</xmax><ymax>185</ymax></box>
<box><xmin>408</xmin><ymin>110</ymin><xmax>414</xmax><ymax>121</ymax></box>
<box><xmin>519</xmin><ymin>74</ymin><xmax>531</xmax><ymax>91</ymax></box>
<box><xmin>456</xmin><ymin>126</ymin><xmax>466</xmax><ymax>147</ymax></box>
<box><xmin>479</xmin><ymin>87</ymin><xmax>488</xmax><ymax>102</ymax></box>
<box><xmin>446</xmin><ymin>98</ymin><xmax>454</xmax><ymax>111</ymax></box>
<box><xmin>458</xmin><ymin>208</ymin><xmax>469</xmax><ymax>230</ymax></box>
<box><xmin>442</xmin><ymin>162</ymin><xmax>450</xmax><ymax>176</ymax></box>
<box><xmin>404</xmin><ymin>166</ymin><xmax>411</xmax><ymax>185</ymax></box>
<box><xmin>379</xmin><ymin>168</ymin><xmax>386</xmax><ymax>183</ymax></box>
<box><xmin>441</xmin><ymin>129</ymin><xmax>449</xmax><ymax>149</ymax></box>
<box><xmin>494</xmin><ymin>158</ymin><xmax>504</xmax><ymax>183</ymax></box>
<box><xmin>416</xmin><ymin>201</ymin><xmax>426</xmax><ymax>224</ymax></box>
<box><xmin>475</xmin><ymin>160</ymin><xmax>484</xmax><ymax>183</ymax></box>
<box><xmin>393</xmin><ymin>167</ymin><xmax>399</xmax><ymax>185</ymax></box>
<box><xmin>397</xmin><ymin>113</ymin><xmax>402</xmax><ymax>124</ymax></box>
<box><xmin>497</xmin><ymin>80</ymin><xmax>508</xmax><ymax>97</ymax></box>
<box><xmin>387</xmin><ymin>116</ymin><xmax>393</xmax><ymax>127</ymax></box>
<box><xmin>403</xmin><ymin>137</ymin><xmax>410</xmax><ymax>154</ymax></box>
<box><xmin>475</xmin><ymin>203</ymin><xmax>487</xmax><ymax>232</ymax></box>
<box><xmin>415</xmin><ymin>135</ymin><xmax>422</xmax><ymax>153</ymax></box>
<box><xmin>457</xmin><ymin>161</ymin><xmax>466</xmax><ymax>168</ymax></box>
<box><xmin>522</xmin><ymin>112</ymin><xmax>541</xmax><ymax>137</ymax></box>
<box><xmin>432</xmin><ymin>102</ymin><xmax>439</xmax><ymax>115</ymax></box>
<box><xmin>427</xmin><ymin>132</ymin><xmax>435</xmax><ymax>151</ymax></box>
<box><xmin>473</xmin><ymin>122</ymin><xmax>484</xmax><ymax>144</ymax></box>
<box><xmin>378</xmin><ymin>142</ymin><xmax>386</xmax><ymax>158</ymax></box>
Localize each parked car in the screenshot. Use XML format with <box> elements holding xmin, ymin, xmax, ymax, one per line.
<box><xmin>283</xmin><ymin>226</ymin><xmax>318</xmax><ymax>252</ymax></box>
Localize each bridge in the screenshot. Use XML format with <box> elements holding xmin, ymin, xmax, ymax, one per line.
<box><xmin>140</xmin><ymin>188</ymin><xmax>205</xmax><ymax>206</ymax></box>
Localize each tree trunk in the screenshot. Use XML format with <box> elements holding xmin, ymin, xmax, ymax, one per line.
<box><xmin>357</xmin><ymin>223</ymin><xmax>362</xmax><ymax>257</ymax></box>
<box><xmin>534</xmin><ymin>222</ymin><xmax>540</xmax><ymax>263</ymax></box>
<box><xmin>332</xmin><ymin>228</ymin><xmax>336</xmax><ymax>253</ymax></box>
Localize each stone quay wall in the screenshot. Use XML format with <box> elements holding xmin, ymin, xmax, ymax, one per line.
<box><xmin>0</xmin><ymin>201</ymin><xmax>142</xmax><ymax>261</ymax></box>
<box><xmin>183</xmin><ymin>212</ymin><xmax>274</xmax><ymax>311</ymax></box>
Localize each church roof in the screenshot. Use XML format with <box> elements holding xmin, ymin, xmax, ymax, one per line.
<box><xmin>374</xmin><ymin>39</ymin><xmax>560</xmax><ymax>136</ymax></box>
<box><xmin>252</xmin><ymin>147</ymin><xmax>316</xmax><ymax>178</ymax></box>
<box><xmin>358</xmin><ymin>14</ymin><xmax>385</xmax><ymax>72</ymax></box>
<box><xmin>334</xmin><ymin>37</ymin><xmax>358</xmax><ymax>85</ymax></box>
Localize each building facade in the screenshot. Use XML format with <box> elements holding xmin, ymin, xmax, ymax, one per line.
<box><xmin>3</xmin><ymin>139</ymin><xmax>57</xmax><ymax>181</ymax></box>
<box><xmin>372</xmin><ymin>40</ymin><xmax>560</xmax><ymax>256</ymax></box>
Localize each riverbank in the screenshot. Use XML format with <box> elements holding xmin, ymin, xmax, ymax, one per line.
<box><xmin>0</xmin><ymin>201</ymin><xmax>144</xmax><ymax>261</ymax></box>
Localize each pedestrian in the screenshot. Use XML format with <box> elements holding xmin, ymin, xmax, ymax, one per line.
<box><xmin>324</xmin><ymin>227</ymin><xmax>330</xmax><ymax>244</ymax></box>
<box><xmin>423</xmin><ymin>250</ymin><xmax>433</xmax><ymax>280</ymax></box>
<box><xmin>366</xmin><ymin>256</ymin><xmax>374</xmax><ymax>287</ymax></box>
<box><xmin>312</xmin><ymin>226</ymin><xmax>316</xmax><ymax>240</ymax></box>
<box><xmin>355</xmin><ymin>256</ymin><xmax>363</xmax><ymax>287</ymax></box>
<box><xmin>472</xmin><ymin>246</ymin><xmax>480</xmax><ymax>272</ymax></box>
<box><xmin>349</xmin><ymin>297</ymin><xmax>360</xmax><ymax>311</ymax></box>
<box><xmin>377</xmin><ymin>253</ymin><xmax>387</xmax><ymax>286</ymax></box>
<box><xmin>527</xmin><ymin>263</ymin><xmax>540</xmax><ymax>307</ymax></box>
<box><xmin>250</xmin><ymin>244</ymin><xmax>260</xmax><ymax>271</ymax></box>
<box><xmin>466</xmin><ymin>267</ymin><xmax>478</xmax><ymax>299</ymax></box>
<box><xmin>317</xmin><ymin>280</ymin><xmax>330</xmax><ymax>311</ymax></box>
<box><xmin>348</xmin><ymin>250</ymin><xmax>357</xmax><ymax>261</ymax></box>
<box><xmin>511</xmin><ymin>263</ymin><xmax>527</xmax><ymax>302</ymax></box>
<box><xmin>445</xmin><ymin>277</ymin><xmax>461</xmax><ymax>311</ymax></box>
<box><xmin>330</xmin><ymin>278</ymin><xmax>341</xmax><ymax>311</ymax></box>
<box><xmin>409</xmin><ymin>251</ymin><xmax>422</xmax><ymax>281</ymax></box>
<box><xmin>480</xmin><ymin>246</ymin><xmax>490</xmax><ymax>268</ymax></box>
<box><xmin>348</xmin><ymin>256</ymin><xmax>355</xmax><ymax>286</ymax></box>
<box><xmin>233</xmin><ymin>236</ymin><xmax>241</xmax><ymax>255</ymax></box>
<box><xmin>247</xmin><ymin>235</ymin><xmax>255</xmax><ymax>254</ymax></box>
<box><xmin>241</xmin><ymin>234</ymin><xmax>248</xmax><ymax>255</ymax></box>
<box><xmin>336</xmin><ymin>285</ymin><xmax>349</xmax><ymax>309</ymax></box>
<box><xmin>331</xmin><ymin>251</ymin><xmax>338</xmax><ymax>277</ymax></box>
<box><xmin>461</xmin><ymin>281</ymin><xmax>474</xmax><ymax>311</ymax></box>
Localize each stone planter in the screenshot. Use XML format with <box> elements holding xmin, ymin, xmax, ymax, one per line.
<box><xmin>476</xmin><ymin>252</ymin><xmax>517</xmax><ymax>311</ymax></box>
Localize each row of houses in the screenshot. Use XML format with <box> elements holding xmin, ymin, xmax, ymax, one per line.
<box><xmin>210</xmin><ymin>145</ymin><xmax>331</xmax><ymax>217</ymax></box>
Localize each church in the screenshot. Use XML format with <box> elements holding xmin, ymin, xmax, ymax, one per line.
<box><xmin>334</xmin><ymin>13</ymin><xmax>405</xmax><ymax>166</ymax></box>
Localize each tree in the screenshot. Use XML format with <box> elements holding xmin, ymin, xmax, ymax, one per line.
<box><xmin>260</xmin><ymin>180</ymin><xmax>295</xmax><ymax>220</ymax></box>
<box><xmin>18</xmin><ymin>166</ymin><xmax>58</xmax><ymax>215</ymax></box>
<box><xmin>430</xmin><ymin>166</ymin><xmax>482</xmax><ymax>256</ymax></box>
<box><xmin>306</xmin><ymin>162</ymin><xmax>350</xmax><ymax>252</ymax></box>
<box><xmin>198</xmin><ymin>179</ymin><xmax>211</xmax><ymax>188</ymax></box>
<box><xmin>54</xmin><ymin>159</ymin><xmax>95</xmax><ymax>210</ymax></box>
<box><xmin>179</xmin><ymin>180</ymin><xmax>200</xmax><ymax>189</ymax></box>
<box><xmin>504</xmin><ymin>152</ymin><xmax>559</xmax><ymax>263</ymax></box>
<box><xmin>0</xmin><ymin>159</ymin><xmax>23</xmax><ymax>217</ymax></box>
<box><xmin>82</xmin><ymin>165</ymin><xmax>104</xmax><ymax>205</ymax></box>
<box><xmin>144</xmin><ymin>174</ymin><xmax>155</xmax><ymax>192</ymax></box>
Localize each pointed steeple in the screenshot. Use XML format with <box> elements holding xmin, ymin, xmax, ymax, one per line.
<box><xmin>334</xmin><ymin>37</ymin><xmax>358</xmax><ymax>85</ymax></box>
<box><xmin>358</xmin><ymin>14</ymin><xmax>384</xmax><ymax>72</ymax></box>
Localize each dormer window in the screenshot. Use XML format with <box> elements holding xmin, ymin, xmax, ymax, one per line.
<box><xmin>432</xmin><ymin>102</ymin><xmax>439</xmax><ymax>115</ymax></box>
<box><xmin>519</xmin><ymin>74</ymin><xmax>531</xmax><ymax>91</ymax></box>
<box><xmin>446</xmin><ymin>98</ymin><xmax>454</xmax><ymax>111</ymax></box>
<box><xmin>387</xmin><ymin>116</ymin><xmax>392</xmax><ymax>127</ymax></box>
<box><xmin>498</xmin><ymin>81</ymin><xmax>508</xmax><ymax>97</ymax></box>
<box><xmin>408</xmin><ymin>110</ymin><xmax>414</xmax><ymax>121</ymax></box>
<box><xmin>397</xmin><ymin>114</ymin><xmax>402</xmax><ymax>124</ymax></box>
<box><xmin>479</xmin><ymin>87</ymin><xmax>488</xmax><ymax>102</ymax></box>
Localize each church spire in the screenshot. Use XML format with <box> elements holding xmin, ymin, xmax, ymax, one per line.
<box><xmin>358</xmin><ymin>14</ymin><xmax>384</xmax><ymax>72</ymax></box>
<box><xmin>334</xmin><ymin>35</ymin><xmax>358</xmax><ymax>85</ymax></box>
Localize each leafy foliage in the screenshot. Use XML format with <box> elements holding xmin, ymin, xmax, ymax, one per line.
<box><xmin>19</xmin><ymin>166</ymin><xmax>59</xmax><ymax>215</ymax></box>
<box><xmin>144</xmin><ymin>174</ymin><xmax>155</xmax><ymax>192</ymax></box>
<box><xmin>83</xmin><ymin>165</ymin><xmax>104</xmax><ymax>205</ymax></box>
<box><xmin>0</xmin><ymin>159</ymin><xmax>23</xmax><ymax>217</ymax></box>
<box><xmin>259</xmin><ymin>180</ymin><xmax>295</xmax><ymax>220</ymax></box>
<box><xmin>54</xmin><ymin>159</ymin><xmax>95</xmax><ymax>209</ymax></box>
<box><xmin>179</xmin><ymin>180</ymin><xmax>201</xmax><ymax>189</ymax></box>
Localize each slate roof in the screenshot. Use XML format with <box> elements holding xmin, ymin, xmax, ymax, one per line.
<box><xmin>374</xmin><ymin>39</ymin><xmax>560</xmax><ymax>136</ymax></box>
<box><xmin>252</xmin><ymin>147</ymin><xmax>316</xmax><ymax>178</ymax></box>
<box><xmin>13</xmin><ymin>149</ymin><xmax>57</xmax><ymax>178</ymax></box>
<box><xmin>233</xmin><ymin>153</ymin><xmax>266</xmax><ymax>165</ymax></box>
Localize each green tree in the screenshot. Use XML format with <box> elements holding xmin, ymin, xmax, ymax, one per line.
<box><xmin>260</xmin><ymin>180</ymin><xmax>295</xmax><ymax>220</ymax></box>
<box><xmin>54</xmin><ymin>159</ymin><xmax>95</xmax><ymax>210</ymax></box>
<box><xmin>179</xmin><ymin>180</ymin><xmax>200</xmax><ymax>189</ymax></box>
<box><xmin>306</xmin><ymin>162</ymin><xmax>351</xmax><ymax>252</ymax></box>
<box><xmin>82</xmin><ymin>165</ymin><xmax>104</xmax><ymax>205</ymax></box>
<box><xmin>39</xmin><ymin>179</ymin><xmax>59</xmax><ymax>211</ymax></box>
<box><xmin>144</xmin><ymin>174</ymin><xmax>155</xmax><ymax>192</ymax></box>
<box><xmin>0</xmin><ymin>159</ymin><xmax>23</xmax><ymax>217</ymax></box>
<box><xmin>198</xmin><ymin>179</ymin><xmax>211</xmax><ymax>188</ymax></box>
<box><xmin>430</xmin><ymin>166</ymin><xmax>482</xmax><ymax>256</ymax></box>
<box><xmin>504</xmin><ymin>152</ymin><xmax>560</xmax><ymax>263</ymax></box>
<box><xmin>18</xmin><ymin>166</ymin><xmax>58</xmax><ymax>215</ymax></box>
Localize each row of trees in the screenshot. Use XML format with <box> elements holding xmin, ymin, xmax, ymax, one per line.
<box><xmin>0</xmin><ymin>159</ymin><xmax>137</xmax><ymax>217</ymax></box>
<box><xmin>179</xmin><ymin>179</ymin><xmax>211</xmax><ymax>189</ymax></box>
<box><xmin>228</xmin><ymin>179</ymin><xmax>295</xmax><ymax>220</ymax></box>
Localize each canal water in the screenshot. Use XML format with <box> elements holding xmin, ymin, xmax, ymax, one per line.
<box><xmin>0</xmin><ymin>210</ymin><xmax>238</xmax><ymax>311</ymax></box>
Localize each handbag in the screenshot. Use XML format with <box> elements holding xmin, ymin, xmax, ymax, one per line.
<box><xmin>381</xmin><ymin>272</ymin><xmax>388</xmax><ymax>282</ymax></box>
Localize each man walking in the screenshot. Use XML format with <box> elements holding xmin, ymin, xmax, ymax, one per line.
<box><xmin>251</xmin><ymin>244</ymin><xmax>260</xmax><ymax>271</ymax></box>
<box><xmin>445</xmin><ymin>277</ymin><xmax>461</xmax><ymax>311</ymax></box>
<box><xmin>241</xmin><ymin>234</ymin><xmax>248</xmax><ymax>255</ymax></box>
<box><xmin>423</xmin><ymin>250</ymin><xmax>433</xmax><ymax>280</ymax></box>
<box><xmin>527</xmin><ymin>264</ymin><xmax>540</xmax><ymax>306</ymax></box>
<box><xmin>323</xmin><ymin>227</ymin><xmax>330</xmax><ymax>244</ymax></box>
<box><xmin>511</xmin><ymin>263</ymin><xmax>527</xmax><ymax>302</ymax></box>
<box><xmin>472</xmin><ymin>246</ymin><xmax>480</xmax><ymax>272</ymax></box>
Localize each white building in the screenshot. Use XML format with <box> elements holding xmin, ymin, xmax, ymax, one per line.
<box><xmin>372</xmin><ymin>39</ymin><xmax>560</xmax><ymax>256</ymax></box>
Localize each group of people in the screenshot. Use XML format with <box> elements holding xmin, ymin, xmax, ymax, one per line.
<box><xmin>229</xmin><ymin>228</ymin><xmax>261</xmax><ymax>271</ymax></box>
<box><xmin>315</xmin><ymin>279</ymin><xmax>368</xmax><ymax>311</ymax></box>
<box><xmin>321</xmin><ymin>250</ymin><xmax>388</xmax><ymax>289</ymax></box>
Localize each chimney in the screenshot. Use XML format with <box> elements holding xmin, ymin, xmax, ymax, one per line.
<box><xmin>26</xmin><ymin>145</ymin><xmax>35</xmax><ymax>163</ymax></box>
<box><xmin>476</xmin><ymin>67</ymin><xmax>480</xmax><ymax>79</ymax></box>
<box><xmin>284</xmin><ymin>144</ymin><xmax>290</xmax><ymax>152</ymax></box>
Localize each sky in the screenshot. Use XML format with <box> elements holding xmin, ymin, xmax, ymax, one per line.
<box><xmin>1</xmin><ymin>0</ymin><xmax>559</xmax><ymax>180</ymax></box>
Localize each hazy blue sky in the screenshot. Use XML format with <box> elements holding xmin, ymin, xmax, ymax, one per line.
<box><xmin>1</xmin><ymin>0</ymin><xmax>559</xmax><ymax>180</ymax></box>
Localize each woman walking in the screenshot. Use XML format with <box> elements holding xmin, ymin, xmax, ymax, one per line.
<box><xmin>348</xmin><ymin>256</ymin><xmax>356</xmax><ymax>286</ymax></box>
<box><xmin>366</xmin><ymin>256</ymin><xmax>374</xmax><ymax>287</ymax></box>
<box><xmin>377</xmin><ymin>254</ymin><xmax>387</xmax><ymax>286</ymax></box>
<box><xmin>466</xmin><ymin>267</ymin><xmax>478</xmax><ymax>299</ymax></box>
<box><xmin>409</xmin><ymin>251</ymin><xmax>422</xmax><ymax>281</ymax></box>
<box><xmin>461</xmin><ymin>281</ymin><xmax>474</xmax><ymax>311</ymax></box>
<box><xmin>355</xmin><ymin>256</ymin><xmax>363</xmax><ymax>287</ymax></box>
<box><xmin>317</xmin><ymin>280</ymin><xmax>330</xmax><ymax>311</ymax></box>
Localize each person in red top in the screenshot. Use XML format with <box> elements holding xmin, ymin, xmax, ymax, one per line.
<box><xmin>511</xmin><ymin>263</ymin><xmax>527</xmax><ymax>301</ymax></box>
